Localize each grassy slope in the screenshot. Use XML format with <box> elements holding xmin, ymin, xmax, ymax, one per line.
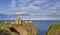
<box><xmin>0</xmin><ymin>23</ymin><xmax>18</xmax><ymax>35</ymax></box>
<box><xmin>0</xmin><ymin>22</ymin><xmax>35</xmax><ymax>35</ymax></box>
<box><xmin>47</xmin><ymin>24</ymin><xmax>60</xmax><ymax>35</ymax></box>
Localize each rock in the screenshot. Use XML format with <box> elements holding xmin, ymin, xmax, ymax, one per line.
<box><xmin>23</xmin><ymin>23</ymin><xmax>37</xmax><ymax>35</ymax></box>
<box><xmin>13</xmin><ymin>26</ymin><xmax>28</xmax><ymax>35</ymax></box>
<box><xmin>14</xmin><ymin>19</ymin><xmax>22</xmax><ymax>24</ymax></box>
<box><xmin>0</xmin><ymin>19</ymin><xmax>38</xmax><ymax>35</ymax></box>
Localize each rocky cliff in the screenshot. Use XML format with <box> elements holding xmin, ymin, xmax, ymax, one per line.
<box><xmin>0</xmin><ymin>19</ymin><xmax>38</xmax><ymax>35</ymax></box>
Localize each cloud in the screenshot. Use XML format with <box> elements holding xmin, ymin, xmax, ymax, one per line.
<box><xmin>49</xmin><ymin>2</ymin><xmax>60</xmax><ymax>11</ymax></box>
<box><xmin>14</xmin><ymin>12</ymin><xmax>27</xmax><ymax>14</ymax></box>
<box><xmin>9</xmin><ymin>0</ymin><xmax>16</xmax><ymax>11</ymax></box>
<box><xmin>7</xmin><ymin>0</ymin><xmax>60</xmax><ymax>20</ymax></box>
<box><xmin>9</xmin><ymin>0</ymin><xmax>16</xmax><ymax>8</ymax></box>
<box><xmin>0</xmin><ymin>13</ymin><xmax>9</xmax><ymax>19</ymax></box>
<box><xmin>47</xmin><ymin>2</ymin><xmax>60</xmax><ymax>16</ymax></box>
<box><xmin>0</xmin><ymin>12</ymin><xmax>15</xmax><ymax>20</ymax></box>
<box><xmin>19</xmin><ymin>0</ymin><xmax>30</xmax><ymax>7</ymax></box>
<box><xmin>29</xmin><ymin>0</ymin><xmax>47</xmax><ymax>6</ymax></box>
<box><xmin>12</xmin><ymin>12</ymin><xmax>31</xmax><ymax>16</ymax></box>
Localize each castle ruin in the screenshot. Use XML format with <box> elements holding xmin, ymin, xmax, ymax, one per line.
<box><xmin>5</xmin><ymin>19</ymin><xmax>32</xmax><ymax>24</ymax></box>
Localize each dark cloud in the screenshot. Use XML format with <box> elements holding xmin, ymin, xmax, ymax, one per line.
<box><xmin>0</xmin><ymin>13</ymin><xmax>8</xmax><ymax>18</ymax></box>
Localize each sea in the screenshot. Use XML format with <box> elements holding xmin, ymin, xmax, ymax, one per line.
<box><xmin>0</xmin><ymin>20</ymin><xmax>60</xmax><ymax>35</ymax></box>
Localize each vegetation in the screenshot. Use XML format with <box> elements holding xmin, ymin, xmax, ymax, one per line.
<box><xmin>0</xmin><ymin>29</ymin><xmax>11</xmax><ymax>35</ymax></box>
<box><xmin>0</xmin><ymin>23</ymin><xmax>19</xmax><ymax>35</ymax></box>
<box><xmin>0</xmin><ymin>21</ymin><xmax>37</xmax><ymax>35</ymax></box>
<box><xmin>46</xmin><ymin>24</ymin><xmax>60</xmax><ymax>35</ymax></box>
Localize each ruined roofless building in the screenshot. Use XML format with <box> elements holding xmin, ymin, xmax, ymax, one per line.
<box><xmin>14</xmin><ymin>19</ymin><xmax>23</xmax><ymax>24</ymax></box>
<box><xmin>4</xmin><ymin>19</ymin><xmax>32</xmax><ymax>24</ymax></box>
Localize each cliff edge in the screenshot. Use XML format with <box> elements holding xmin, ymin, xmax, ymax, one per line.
<box><xmin>0</xmin><ymin>19</ymin><xmax>38</xmax><ymax>35</ymax></box>
<box><xmin>46</xmin><ymin>24</ymin><xmax>60</xmax><ymax>35</ymax></box>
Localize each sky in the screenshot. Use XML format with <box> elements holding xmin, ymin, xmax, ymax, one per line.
<box><xmin>0</xmin><ymin>0</ymin><xmax>60</xmax><ymax>20</ymax></box>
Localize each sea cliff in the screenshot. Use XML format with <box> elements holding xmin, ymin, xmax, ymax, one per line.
<box><xmin>46</xmin><ymin>24</ymin><xmax>60</xmax><ymax>35</ymax></box>
<box><xmin>0</xmin><ymin>19</ymin><xmax>38</xmax><ymax>35</ymax></box>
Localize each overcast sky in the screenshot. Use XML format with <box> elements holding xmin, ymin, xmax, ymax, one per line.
<box><xmin>0</xmin><ymin>0</ymin><xmax>60</xmax><ymax>20</ymax></box>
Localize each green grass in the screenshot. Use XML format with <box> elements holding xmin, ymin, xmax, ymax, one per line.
<box><xmin>47</xmin><ymin>24</ymin><xmax>60</xmax><ymax>35</ymax></box>
<box><xmin>0</xmin><ymin>22</ymin><xmax>35</xmax><ymax>35</ymax></box>
<box><xmin>0</xmin><ymin>23</ymin><xmax>20</xmax><ymax>35</ymax></box>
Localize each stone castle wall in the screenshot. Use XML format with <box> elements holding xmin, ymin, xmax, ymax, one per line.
<box><xmin>5</xmin><ymin>19</ymin><xmax>33</xmax><ymax>24</ymax></box>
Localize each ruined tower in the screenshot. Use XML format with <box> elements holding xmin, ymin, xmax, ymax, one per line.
<box><xmin>15</xmin><ymin>19</ymin><xmax>22</xmax><ymax>24</ymax></box>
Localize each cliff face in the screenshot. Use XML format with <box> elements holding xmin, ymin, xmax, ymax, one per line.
<box><xmin>0</xmin><ymin>19</ymin><xmax>37</xmax><ymax>35</ymax></box>
<box><xmin>46</xmin><ymin>24</ymin><xmax>60</xmax><ymax>35</ymax></box>
<box><xmin>23</xmin><ymin>23</ymin><xmax>37</xmax><ymax>35</ymax></box>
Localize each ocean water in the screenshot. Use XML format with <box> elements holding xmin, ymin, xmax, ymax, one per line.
<box><xmin>0</xmin><ymin>20</ymin><xmax>60</xmax><ymax>35</ymax></box>
<box><xmin>32</xmin><ymin>20</ymin><xmax>60</xmax><ymax>35</ymax></box>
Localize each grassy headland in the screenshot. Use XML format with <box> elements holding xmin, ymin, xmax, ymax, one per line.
<box><xmin>0</xmin><ymin>19</ymin><xmax>37</xmax><ymax>35</ymax></box>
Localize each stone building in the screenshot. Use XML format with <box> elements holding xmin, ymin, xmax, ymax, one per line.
<box><xmin>14</xmin><ymin>19</ymin><xmax>23</xmax><ymax>24</ymax></box>
<box><xmin>4</xmin><ymin>19</ymin><xmax>33</xmax><ymax>25</ymax></box>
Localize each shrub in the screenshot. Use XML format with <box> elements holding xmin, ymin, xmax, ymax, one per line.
<box><xmin>0</xmin><ymin>29</ymin><xmax>11</xmax><ymax>35</ymax></box>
